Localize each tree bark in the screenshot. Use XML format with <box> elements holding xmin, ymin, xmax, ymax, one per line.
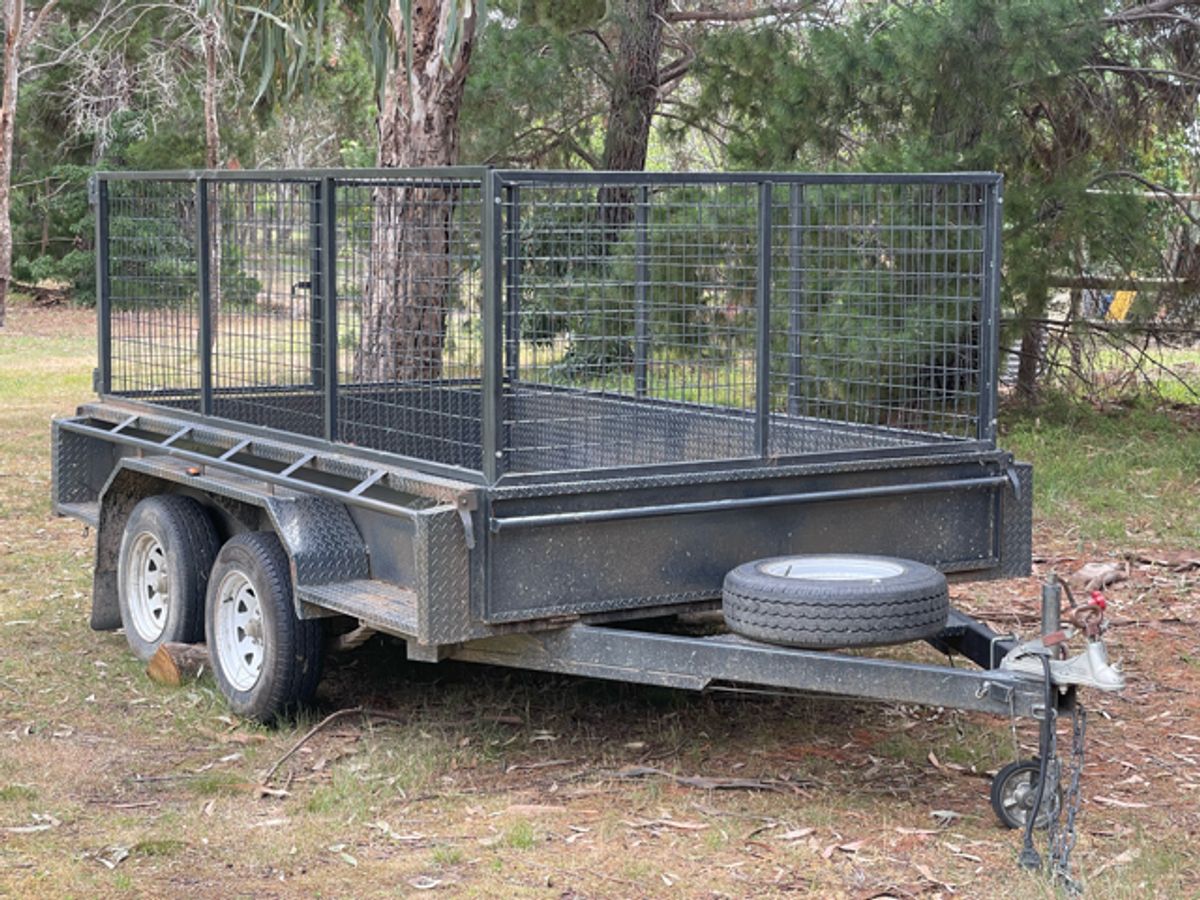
<box><xmin>355</xmin><ymin>0</ymin><xmax>476</xmax><ymax>382</ymax></box>
<box><xmin>0</xmin><ymin>0</ymin><xmax>25</xmax><ymax>329</ymax></box>
<box><xmin>146</xmin><ymin>642</ymin><xmax>210</xmax><ymax>686</ymax></box>
<box><xmin>602</xmin><ymin>0</ymin><xmax>667</xmax><ymax>173</ymax></box>
<box><xmin>1015</xmin><ymin>320</ymin><xmax>1045</xmax><ymax>400</ymax></box>
<box><xmin>201</xmin><ymin>8</ymin><xmax>221</xmax><ymax>333</ymax></box>
<box><xmin>597</xmin><ymin>0</ymin><xmax>667</xmax><ymax>228</ymax></box>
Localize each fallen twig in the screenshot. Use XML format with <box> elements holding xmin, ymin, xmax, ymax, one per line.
<box><xmin>608</xmin><ymin>765</ymin><xmax>794</xmax><ymax>793</ymax></box>
<box><xmin>261</xmin><ymin>706</ymin><xmax>407</xmax><ymax>784</ymax></box>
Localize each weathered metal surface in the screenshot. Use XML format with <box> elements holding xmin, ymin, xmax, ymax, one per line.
<box><xmin>297</xmin><ymin>580</ymin><xmax>418</xmax><ymax>637</ymax></box>
<box><xmin>483</xmin><ymin>457</ymin><xmax>1020</xmax><ymax>623</ymax></box>
<box><xmin>451</xmin><ymin>621</ymin><xmax>1048</xmax><ymax>718</ymax></box>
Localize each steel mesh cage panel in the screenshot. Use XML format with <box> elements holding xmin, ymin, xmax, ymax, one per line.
<box><xmin>335</xmin><ymin>176</ymin><xmax>485</xmax><ymax>469</ymax></box>
<box><xmin>208</xmin><ymin>179</ymin><xmax>325</xmax><ymax>436</ymax></box>
<box><xmin>98</xmin><ymin>169</ymin><xmax>997</xmax><ymax>484</ymax></box>
<box><xmin>106</xmin><ymin>179</ymin><xmax>200</xmax><ymax>406</ymax></box>
<box><xmin>767</xmin><ymin>181</ymin><xmax>987</xmax><ymax>456</ymax></box>
<box><xmin>501</xmin><ymin>179</ymin><xmax>761</xmax><ymax>473</ymax></box>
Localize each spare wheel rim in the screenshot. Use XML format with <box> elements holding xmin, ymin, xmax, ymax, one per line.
<box><xmin>214</xmin><ymin>570</ymin><xmax>266</xmax><ymax>692</ymax></box>
<box><xmin>759</xmin><ymin>556</ymin><xmax>906</xmax><ymax>581</ymax></box>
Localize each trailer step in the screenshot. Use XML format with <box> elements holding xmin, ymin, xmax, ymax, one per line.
<box><xmin>297</xmin><ymin>580</ymin><xmax>419</xmax><ymax>638</ymax></box>
<box><xmin>57</xmin><ymin>501</ymin><xmax>100</xmax><ymax>527</ymax></box>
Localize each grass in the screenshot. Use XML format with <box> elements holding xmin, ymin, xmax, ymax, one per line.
<box><xmin>0</xmin><ymin>297</ymin><xmax>1197</xmax><ymax>897</ymax></box>
<box><xmin>1002</xmin><ymin>393</ymin><xmax>1200</xmax><ymax>547</ymax></box>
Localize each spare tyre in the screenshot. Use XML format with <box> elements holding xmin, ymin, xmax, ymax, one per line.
<box><xmin>722</xmin><ymin>555</ymin><xmax>949</xmax><ymax>649</ymax></box>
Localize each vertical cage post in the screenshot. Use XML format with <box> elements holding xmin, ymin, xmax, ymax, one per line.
<box><xmin>755</xmin><ymin>180</ymin><xmax>773</xmax><ymax>457</ymax></box>
<box><xmin>309</xmin><ymin>180</ymin><xmax>324</xmax><ymax>390</ymax></box>
<box><xmin>320</xmin><ymin>177</ymin><xmax>338</xmax><ymax>442</ymax></box>
<box><xmin>481</xmin><ymin>170</ymin><xmax>504</xmax><ymax>483</ymax></box>
<box><xmin>786</xmin><ymin>183</ymin><xmax>805</xmax><ymax>418</ymax></box>
<box><xmin>504</xmin><ymin>184</ymin><xmax>521</xmax><ymax>386</ymax></box>
<box><xmin>195</xmin><ymin>178</ymin><xmax>214</xmax><ymax>416</ymax></box>
<box><xmin>978</xmin><ymin>178</ymin><xmax>1003</xmax><ymax>443</ymax></box>
<box><xmin>93</xmin><ymin>176</ymin><xmax>112</xmax><ymax>395</ymax></box>
<box><xmin>634</xmin><ymin>185</ymin><xmax>650</xmax><ymax>399</ymax></box>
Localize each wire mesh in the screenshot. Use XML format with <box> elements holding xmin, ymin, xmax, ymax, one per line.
<box><xmin>335</xmin><ymin>176</ymin><xmax>484</xmax><ymax>469</ymax></box>
<box><xmin>502</xmin><ymin>178</ymin><xmax>761</xmax><ymax>472</ymax></box>
<box><xmin>208</xmin><ymin>178</ymin><xmax>325</xmax><ymax>436</ymax></box>
<box><xmin>106</xmin><ymin>179</ymin><xmax>200</xmax><ymax>407</ymax></box>
<box><xmin>100</xmin><ymin>170</ymin><xmax>995</xmax><ymax>482</ymax></box>
<box><xmin>767</xmin><ymin>180</ymin><xmax>987</xmax><ymax>456</ymax></box>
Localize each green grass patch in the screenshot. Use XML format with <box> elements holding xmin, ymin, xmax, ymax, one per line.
<box><xmin>1001</xmin><ymin>394</ymin><xmax>1200</xmax><ymax>546</ymax></box>
<box><xmin>0</xmin><ymin>784</ymin><xmax>39</xmax><ymax>802</ymax></box>
<box><xmin>504</xmin><ymin>819</ymin><xmax>537</xmax><ymax>850</ymax></box>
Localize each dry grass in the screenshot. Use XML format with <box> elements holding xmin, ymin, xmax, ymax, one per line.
<box><xmin>1</xmin><ymin>297</ymin><xmax>1198</xmax><ymax>898</ymax></box>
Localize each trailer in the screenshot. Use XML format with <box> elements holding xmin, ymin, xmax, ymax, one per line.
<box><xmin>53</xmin><ymin>168</ymin><xmax>1122</xmax><ymax>878</ymax></box>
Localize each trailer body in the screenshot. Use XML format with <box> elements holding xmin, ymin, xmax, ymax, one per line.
<box><xmin>54</xmin><ymin>168</ymin><xmax>1045</xmax><ymax>717</ymax></box>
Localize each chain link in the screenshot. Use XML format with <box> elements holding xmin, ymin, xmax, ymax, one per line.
<box><xmin>1048</xmin><ymin>702</ymin><xmax>1087</xmax><ymax>893</ymax></box>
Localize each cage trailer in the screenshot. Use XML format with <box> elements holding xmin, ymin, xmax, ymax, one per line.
<box><xmin>54</xmin><ymin>169</ymin><xmax>1122</xmax><ymax>870</ymax></box>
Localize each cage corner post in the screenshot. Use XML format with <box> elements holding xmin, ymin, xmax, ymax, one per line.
<box><xmin>195</xmin><ymin>176</ymin><xmax>213</xmax><ymax>416</ymax></box>
<box><xmin>481</xmin><ymin>170</ymin><xmax>505</xmax><ymax>483</ymax></box>
<box><xmin>755</xmin><ymin>180</ymin><xmax>774</xmax><ymax>458</ymax></box>
<box><xmin>320</xmin><ymin>176</ymin><xmax>339</xmax><ymax>443</ymax></box>
<box><xmin>93</xmin><ymin>175</ymin><xmax>112</xmax><ymax>397</ymax></box>
<box><xmin>979</xmin><ymin>176</ymin><xmax>1003</xmax><ymax>444</ymax></box>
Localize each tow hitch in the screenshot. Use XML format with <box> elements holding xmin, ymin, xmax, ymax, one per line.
<box><xmin>990</xmin><ymin>575</ymin><xmax>1125</xmax><ymax>893</ymax></box>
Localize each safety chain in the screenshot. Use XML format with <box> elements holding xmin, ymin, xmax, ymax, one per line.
<box><xmin>1048</xmin><ymin>702</ymin><xmax>1087</xmax><ymax>894</ymax></box>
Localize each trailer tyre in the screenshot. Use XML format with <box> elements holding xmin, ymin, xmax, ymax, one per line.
<box><xmin>206</xmin><ymin>532</ymin><xmax>323</xmax><ymax>724</ymax></box>
<box><xmin>722</xmin><ymin>555</ymin><xmax>949</xmax><ymax>649</ymax></box>
<box><xmin>118</xmin><ymin>494</ymin><xmax>220</xmax><ymax>661</ymax></box>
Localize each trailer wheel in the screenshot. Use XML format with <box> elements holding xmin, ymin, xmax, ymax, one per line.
<box><xmin>722</xmin><ymin>554</ymin><xmax>949</xmax><ymax>649</ymax></box>
<box><xmin>117</xmin><ymin>495</ymin><xmax>220</xmax><ymax>661</ymax></box>
<box><xmin>990</xmin><ymin>760</ymin><xmax>1059</xmax><ymax>830</ymax></box>
<box><xmin>206</xmin><ymin>532</ymin><xmax>323</xmax><ymax>724</ymax></box>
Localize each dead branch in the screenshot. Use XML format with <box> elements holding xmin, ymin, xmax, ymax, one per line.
<box><xmin>261</xmin><ymin>706</ymin><xmax>407</xmax><ymax>784</ymax></box>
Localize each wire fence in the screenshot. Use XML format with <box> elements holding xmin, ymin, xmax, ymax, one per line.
<box><xmin>97</xmin><ymin>169</ymin><xmax>1000</xmax><ymax>482</ymax></box>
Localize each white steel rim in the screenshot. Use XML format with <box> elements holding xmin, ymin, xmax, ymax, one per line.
<box><xmin>760</xmin><ymin>556</ymin><xmax>906</xmax><ymax>581</ymax></box>
<box><xmin>126</xmin><ymin>531</ymin><xmax>170</xmax><ymax>643</ymax></box>
<box><xmin>214</xmin><ymin>570</ymin><xmax>266</xmax><ymax>692</ymax></box>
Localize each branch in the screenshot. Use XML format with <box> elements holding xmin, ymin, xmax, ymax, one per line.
<box><xmin>657</xmin><ymin>49</ymin><xmax>696</xmax><ymax>87</ymax></box>
<box><xmin>1104</xmin><ymin>0</ymin><xmax>1200</xmax><ymax>25</ymax></box>
<box><xmin>1089</xmin><ymin>169</ymin><xmax>1200</xmax><ymax>228</ymax></box>
<box><xmin>664</xmin><ymin>3</ymin><xmax>817</xmax><ymax>24</ymax></box>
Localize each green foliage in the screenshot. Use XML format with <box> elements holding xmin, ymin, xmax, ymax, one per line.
<box><xmin>683</xmin><ymin>0</ymin><xmax>1197</xmax><ymax>340</ymax></box>
<box><xmin>460</xmin><ymin>16</ymin><xmax>606</xmax><ymax>166</ymax></box>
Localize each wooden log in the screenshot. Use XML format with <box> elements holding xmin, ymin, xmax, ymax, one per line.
<box><xmin>146</xmin><ymin>642</ymin><xmax>210</xmax><ymax>686</ymax></box>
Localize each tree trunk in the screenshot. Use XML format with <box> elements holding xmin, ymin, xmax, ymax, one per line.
<box><xmin>201</xmin><ymin>10</ymin><xmax>221</xmax><ymax>334</ymax></box>
<box><xmin>602</xmin><ymin>0</ymin><xmax>667</xmax><ymax>173</ymax></box>
<box><xmin>355</xmin><ymin>0</ymin><xmax>475</xmax><ymax>382</ymax></box>
<box><xmin>1015</xmin><ymin>320</ymin><xmax>1045</xmax><ymax>400</ymax></box>
<box><xmin>597</xmin><ymin>0</ymin><xmax>667</xmax><ymax>228</ymax></box>
<box><xmin>0</xmin><ymin>0</ymin><xmax>25</xmax><ymax>329</ymax></box>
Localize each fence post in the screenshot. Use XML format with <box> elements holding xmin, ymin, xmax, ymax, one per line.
<box><xmin>787</xmin><ymin>183</ymin><xmax>804</xmax><ymax>417</ymax></box>
<box><xmin>196</xmin><ymin>178</ymin><xmax>214</xmax><ymax>416</ymax></box>
<box><xmin>634</xmin><ymin>184</ymin><xmax>650</xmax><ymax>399</ymax></box>
<box><xmin>320</xmin><ymin>177</ymin><xmax>338</xmax><ymax>443</ymax></box>
<box><xmin>93</xmin><ymin>176</ymin><xmax>112</xmax><ymax>395</ymax></box>
<box><xmin>978</xmin><ymin>178</ymin><xmax>1003</xmax><ymax>444</ymax></box>
<box><xmin>755</xmin><ymin>181</ymin><xmax>773</xmax><ymax>458</ymax></box>
<box><xmin>504</xmin><ymin>184</ymin><xmax>521</xmax><ymax>386</ymax></box>
<box><xmin>481</xmin><ymin>170</ymin><xmax>504</xmax><ymax>482</ymax></box>
<box><xmin>309</xmin><ymin>181</ymin><xmax>324</xmax><ymax>390</ymax></box>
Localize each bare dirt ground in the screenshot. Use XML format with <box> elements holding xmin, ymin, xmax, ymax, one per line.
<box><xmin>1</xmin><ymin>302</ymin><xmax>1197</xmax><ymax>898</ymax></box>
